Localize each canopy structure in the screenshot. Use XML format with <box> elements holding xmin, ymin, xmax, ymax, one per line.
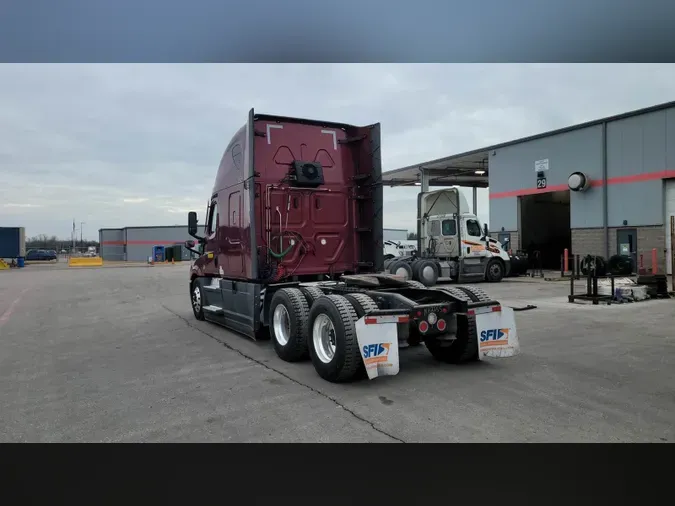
<box><xmin>381</xmin><ymin>148</ymin><xmax>490</xmax><ymax>190</ymax></box>
<box><xmin>381</xmin><ymin>147</ymin><xmax>491</xmax><ymax>213</ymax></box>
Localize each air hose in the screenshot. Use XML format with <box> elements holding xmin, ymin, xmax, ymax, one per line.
<box><xmin>268</xmin><ymin>243</ymin><xmax>294</xmax><ymax>259</ymax></box>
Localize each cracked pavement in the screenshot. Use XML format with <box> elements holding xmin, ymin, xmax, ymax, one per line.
<box><xmin>1</xmin><ymin>263</ymin><xmax>674</xmax><ymax>442</ymax></box>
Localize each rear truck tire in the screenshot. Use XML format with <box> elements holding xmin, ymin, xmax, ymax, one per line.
<box><xmin>330</xmin><ymin>283</ymin><xmax>364</xmax><ymax>294</ymax></box>
<box><xmin>388</xmin><ymin>259</ymin><xmax>413</xmax><ymax>281</ymax></box>
<box><xmin>299</xmin><ymin>286</ymin><xmax>324</xmax><ymax>306</ymax></box>
<box><xmin>269</xmin><ymin>288</ymin><xmax>310</xmax><ymax>362</ymax></box>
<box><xmin>425</xmin><ymin>316</ymin><xmax>479</xmax><ymax>364</ymax></box>
<box><xmin>485</xmin><ymin>258</ymin><xmax>505</xmax><ymax>283</ymax></box>
<box><xmin>342</xmin><ymin>293</ymin><xmax>378</xmax><ymax>379</ymax></box>
<box><xmin>384</xmin><ymin>254</ymin><xmax>395</xmax><ymax>262</ymax></box>
<box><xmin>343</xmin><ymin>293</ymin><xmax>378</xmax><ymax>318</ymax></box>
<box><xmin>405</xmin><ymin>280</ymin><xmax>426</xmax><ymax>289</ymax></box>
<box><xmin>409</xmin><ymin>259</ymin><xmax>422</xmax><ymax>280</ymax></box>
<box><xmin>414</xmin><ymin>259</ymin><xmax>439</xmax><ymax>286</ymax></box>
<box><xmin>455</xmin><ymin>285</ymin><xmax>492</xmax><ymax>302</ymax></box>
<box><xmin>307</xmin><ymin>295</ymin><xmax>362</xmax><ymax>383</ymax></box>
<box><xmin>191</xmin><ymin>279</ymin><xmax>205</xmax><ymax>321</ymax></box>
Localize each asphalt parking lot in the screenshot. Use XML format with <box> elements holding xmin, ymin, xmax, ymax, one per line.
<box><xmin>1</xmin><ymin>264</ymin><xmax>674</xmax><ymax>442</ymax></box>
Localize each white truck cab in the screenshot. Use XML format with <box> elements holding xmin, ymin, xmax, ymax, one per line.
<box><xmin>417</xmin><ymin>188</ymin><xmax>510</xmax><ymax>284</ymax></box>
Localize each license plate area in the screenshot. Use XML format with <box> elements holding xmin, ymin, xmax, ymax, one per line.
<box><xmin>410</xmin><ymin>303</ymin><xmax>451</xmax><ymax>335</ymax></box>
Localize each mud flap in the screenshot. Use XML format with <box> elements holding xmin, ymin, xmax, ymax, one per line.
<box><xmin>354</xmin><ymin>315</ymin><xmax>401</xmax><ymax>380</ymax></box>
<box><xmin>475</xmin><ymin>306</ymin><xmax>520</xmax><ymax>359</ymax></box>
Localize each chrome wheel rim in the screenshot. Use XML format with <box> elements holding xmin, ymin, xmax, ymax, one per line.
<box><xmin>313</xmin><ymin>314</ymin><xmax>336</xmax><ymax>364</ymax></box>
<box><xmin>273</xmin><ymin>305</ymin><xmax>291</xmax><ymax>346</ymax></box>
<box><xmin>422</xmin><ymin>265</ymin><xmax>435</xmax><ymax>282</ymax></box>
<box><xmin>192</xmin><ymin>286</ymin><xmax>202</xmax><ymax>312</ymax></box>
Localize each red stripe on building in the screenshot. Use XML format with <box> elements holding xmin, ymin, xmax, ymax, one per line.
<box><xmin>101</xmin><ymin>240</ymin><xmax>184</xmax><ymax>245</ymax></box>
<box><xmin>489</xmin><ymin>170</ymin><xmax>675</xmax><ymax>199</ymax></box>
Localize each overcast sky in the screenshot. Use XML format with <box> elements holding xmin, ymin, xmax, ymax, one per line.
<box><xmin>1</xmin><ymin>64</ymin><xmax>674</xmax><ymax>240</ymax></box>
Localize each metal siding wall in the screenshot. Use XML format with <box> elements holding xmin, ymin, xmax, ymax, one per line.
<box><xmin>606</xmin><ymin>108</ymin><xmax>674</xmax><ymax>226</ymax></box>
<box><xmin>488</xmin><ymin>197</ymin><xmax>518</xmax><ymax>231</ymax></box>
<box><xmin>489</xmin><ymin>125</ymin><xmax>603</xmax><ymax>228</ymax></box>
<box><xmin>607</xmin><ymin>180</ymin><xmax>664</xmax><ymax>227</ymax></box>
<box><xmin>570</xmin><ymin>188</ymin><xmax>603</xmax><ymax>228</ymax></box>
<box><xmin>125</xmin><ymin>226</ymin><xmax>193</xmax><ymax>262</ymax></box>
<box><xmin>126</xmin><ymin>244</ymin><xmax>151</xmax><ymax>263</ymax></box>
<box><xmin>125</xmin><ymin>226</ymin><xmax>191</xmax><ymax>243</ymax></box>
<box><xmin>667</xmin><ymin>108</ymin><xmax>675</xmax><ymax>169</ymax></box>
<box><xmin>99</xmin><ymin>229</ymin><xmax>124</xmax><ymax>261</ymax></box>
<box><xmin>607</xmin><ymin>110</ymin><xmax>668</xmax><ymax>176</ymax></box>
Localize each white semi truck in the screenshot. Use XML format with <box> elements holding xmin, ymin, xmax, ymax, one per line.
<box><xmin>383</xmin><ymin>188</ymin><xmax>511</xmax><ymax>286</ymax></box>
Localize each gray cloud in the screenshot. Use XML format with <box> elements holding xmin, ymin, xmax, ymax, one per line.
<box><xmin>1</xmin><ymin>64</ymin><xmax>674</xmax><ymax>239</ymax></box>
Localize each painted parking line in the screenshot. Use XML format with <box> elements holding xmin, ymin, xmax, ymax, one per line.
<box><xmin>0</xmin><ymin>287</ymin><xmax>30</xmax><ymax>328</ymax></box>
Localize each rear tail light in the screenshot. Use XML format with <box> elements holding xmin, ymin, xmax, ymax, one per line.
<box><xmin>437</xmin><ymin>319</ymin><xmax>447</xmax><ymax>332</ymax></box>
<box><xmin>418</xmin><ymin>320</ymin><xmax>429</xmax><ymax>333</ymax></box>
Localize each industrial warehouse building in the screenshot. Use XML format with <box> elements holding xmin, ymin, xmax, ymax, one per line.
<box><xmin>99</xmin><ymin>226</ymin><xmax>195</xmax><ymax>262</ymax></box>
<box><xmin>382</xmin><ymin>100</ymin><xmax>675</xmax><ymax>274</ymax></box>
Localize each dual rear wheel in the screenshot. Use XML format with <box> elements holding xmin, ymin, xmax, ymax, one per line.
<box><xmin>269</xmin><ymin>288</ymin><xmax>376</xmax><ymax>382</ymax></box>
<box><xmin>388</xmin><ymin>258</ymin><xmax>439</xmax><ymax>286</ymax></box>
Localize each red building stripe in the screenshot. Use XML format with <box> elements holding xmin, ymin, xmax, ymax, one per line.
<box><xmin>489</xmin><ymin>170</ymin><xmax>675</xmax><ymax>199</ymax></box>
<box><xmin>101</xmin><ymin>240</ymin><xmax>185</xmax><ymax>245</ymax></box>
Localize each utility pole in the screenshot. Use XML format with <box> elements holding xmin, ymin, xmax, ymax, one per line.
<box><xmin>80</xmin><ymin>222</ymin><xmax>85</xmax><ymax>247</ymax></box>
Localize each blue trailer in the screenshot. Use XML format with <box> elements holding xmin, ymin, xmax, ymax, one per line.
<box><xmin>0</xmin><ymin>227</ymin><xmax>26</xmax><ymax>261</ymax></box>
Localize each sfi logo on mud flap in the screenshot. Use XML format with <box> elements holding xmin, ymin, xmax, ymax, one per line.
<box><xmin>480</xmin><ymin>328</ymin><xmax>509</xmax><ymax>344</ymax></box>
<box><xmin>362</xmin><ymin>343</ymin><xmax>391</xmax><ymax>366</ymax></box>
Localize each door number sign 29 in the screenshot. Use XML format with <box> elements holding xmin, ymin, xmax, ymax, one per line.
<box><xmin>536</xmin><ymin>170</ymin><xmax>547</xmax><ymax>189</ymax></box>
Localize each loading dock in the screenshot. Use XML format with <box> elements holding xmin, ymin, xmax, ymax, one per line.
<box><xmin>518</xmin><ymin>190</ymin><xmax>571</xmax><ymax>269</ymax></box>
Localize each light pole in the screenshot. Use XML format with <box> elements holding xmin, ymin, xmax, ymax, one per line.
<box><xmin>80</xmin><ymin>222</ymin><xmax>85</xmax><ymax>247</ymax></box>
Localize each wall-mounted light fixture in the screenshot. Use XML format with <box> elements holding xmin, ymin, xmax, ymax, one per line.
<box><xmin>568</xmin><ymin>171</ymin><xmax>591</xmax><ymax>192</ymax></box>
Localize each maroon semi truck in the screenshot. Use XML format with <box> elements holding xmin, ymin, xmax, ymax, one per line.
<box><xmin>185</xmin><ymin>109</ymin><xmax>520</xmax><ymax>383</ymax></box>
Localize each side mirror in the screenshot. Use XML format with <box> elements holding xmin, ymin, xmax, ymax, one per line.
<box><xmin>188</xmin><ymin>211</ymin><xmax>198</xmax><ymax>236</ymax></box>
